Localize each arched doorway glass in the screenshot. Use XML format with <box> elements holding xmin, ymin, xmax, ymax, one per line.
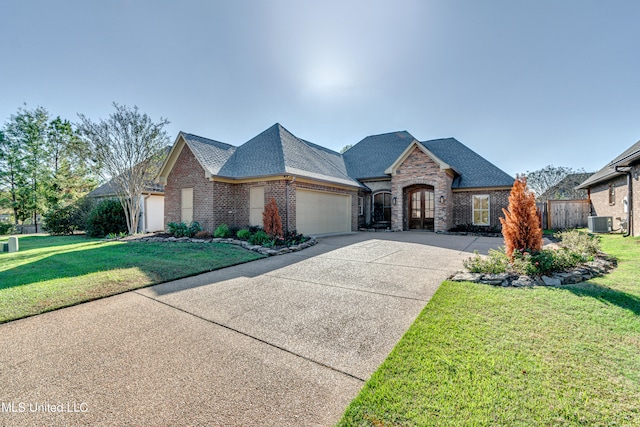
<box><xmin>407</xmin><ymin>186</ymin><xmax>434</xmax><ymax>230</ymax></box>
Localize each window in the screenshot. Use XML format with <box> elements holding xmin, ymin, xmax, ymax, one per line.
<box><xmin>472</xmin><ymin>194</ymin><xmax>490</xmax><ymax>226</ymax></box>
<box><xmin>373</xmin><ymin>192</ymin><xmax>392</xmax><ymax>222</ymax></box>
<box><xmin>181</xmin><ymin>188</ymin><xmax>193</xmax><ymax>223</ymax></box>
<box><xmin>358</xmin><ymin>196</ymin><xmax>364</xmax><ymax>216</ymax></box>
<box><xmin>608</xmin><ymin>183</ymin><xmax>615</xmax><ymax>205</ymax></box>
<box><xmin>250</xmin><ymin>186</ymin><xmax>265</xmax><ymax>226</ymax></box>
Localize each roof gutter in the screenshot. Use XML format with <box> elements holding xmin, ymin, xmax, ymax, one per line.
<box><xmin>614</xmin><ymin>166</ymin><xmax>633</xmax><ymax>237</ymax></box>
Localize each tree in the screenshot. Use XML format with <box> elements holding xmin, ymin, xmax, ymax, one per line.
<box><xmin>0</xmin><ymin>128</ymin><xmax>26</xmax><ymax>225</ymax></box>
<box><xmin>524</xmin><ymin>165</ymin><xmax>583</xmax><ymax>200</ymax></box>
<box><xmin>263</xmin><ymin>198</ymin><xmax>283</xmax><ymax>238</ymax></box>
<box><xmin>340</xmin><ymin>144</ymin><xmax>353</xmax><ymax>154</ymax></box>
<box><xmin>499</xmin><ymin>176</ymin><xmax>543</xmax><ymax>259</ymax></box>
<box><xmin>47</xmin><ymin>117</ymin><xmax>96</xmax><ymax>207</ymax></box>
<box><xmin>77</xmin><ymin>103</ymin><xmax>170</xmax><ymax>235</ymax></box>
<box><xmin>2</xmin><ymin>106</ymin><xmax>50</xmax><ymax>231</ymax></box>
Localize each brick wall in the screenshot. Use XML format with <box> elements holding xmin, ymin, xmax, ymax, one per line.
<box><xmin>589</xmin><ymin>173</ymin><xmax>638</xmax><ymax>234</ymax></box>
<box><xmin>452</xmin><ymin>189</ymin><xmax>511</xmax><ymax>230</ymax></box>
<box><xmin>390</xmin><ymin>148</ymin><xmax>453</xmax><ymax>231</ymax></box>
<box><xmin>164</xmin><ymin>144</ymin><xmax>216</xmax><ymax>231</ymax></box>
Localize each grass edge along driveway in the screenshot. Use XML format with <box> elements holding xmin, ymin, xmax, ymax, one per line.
<box><xmin>0</xmin><ymin>235</ymin><xmax>264</xmax><ymax>323</ymax></box>
<box><xmin>337</xmin><ymin>234</ymin><xmax>640</xmax><ymax>427</ymax></box>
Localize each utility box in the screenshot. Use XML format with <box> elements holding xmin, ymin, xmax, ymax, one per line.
<box><xmin>587</xmin><ymin>216</ymin><xmax>612</xmax><ymax>233</ymax></box>
<box><xmin>7</xmin><ymin>236</ymin><xmax>19</xmax><ymax>253</ymax></box>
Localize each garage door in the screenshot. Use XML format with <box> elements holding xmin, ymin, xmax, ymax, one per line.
<box><xmin>296</xmin><ymin>189</ymin><xmax>352</xmax><ymax>235</ymax></box>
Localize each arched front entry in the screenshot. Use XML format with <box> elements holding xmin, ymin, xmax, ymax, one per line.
<box><xmin>406</xmin><ymin>185</ymin><xmax>435</xmax><ymax>230</ymax></box>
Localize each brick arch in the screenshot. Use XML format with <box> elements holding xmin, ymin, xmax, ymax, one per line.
<box><xmin>400</xmin><ymin>178</ymin><xmax>439</xmax><ymax>190</ymax></box>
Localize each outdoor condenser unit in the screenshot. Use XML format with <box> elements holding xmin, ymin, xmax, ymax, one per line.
<box><xmin>587</xmin><ymin>216</ymin><xmax>612</xmax><ymax>233</ymax></box>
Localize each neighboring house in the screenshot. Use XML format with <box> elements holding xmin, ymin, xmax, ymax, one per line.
<box><xmin>157</xmin><ymin>124</ymin><xmax>514</xmax><ymax>235</ymax></box>
<box><xmin>87</xmin><ymin>181</ymin><xmax>165</xmax><ymax>233</ymax></box>
<box><xmin>577</xmin><ymin>140</ymin><xmax>640</xmax><ymax>236</ymax></box>
<box><xmin>538</xmin><ymin>173</ymin><xmax>593</xmax><ymax>201</ymax></box>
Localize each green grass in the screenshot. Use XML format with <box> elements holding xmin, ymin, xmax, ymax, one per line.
<box><xmin>0</xmin><ymin>235</ymin><xmax>264</xmax><ymax>323</ymax></box>
<box><xmin>338</xmin><ymin>234</ymin><xmax>640</xmax><ymax>426</ymax></box>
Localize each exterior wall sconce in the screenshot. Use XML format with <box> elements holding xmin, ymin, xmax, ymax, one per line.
<box><xmin>392</xmin><ymin>197</ymin><xmax>397</xmax><ymax>205</ymax></box>
<box><xmin>439</xmin><ymin>195</ymin><xmax>445</xmax><ymax>204</ymax></box>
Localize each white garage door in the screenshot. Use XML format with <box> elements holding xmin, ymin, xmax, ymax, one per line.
<box><xmin>296</xmin><ymin>189</ymin><xmax>351</xmax><ymax>235</ymax></box>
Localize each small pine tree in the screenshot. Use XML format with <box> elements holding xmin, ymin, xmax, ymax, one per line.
<box><xmin>499</xmin><ymin>176</ymin><xmax>543</xmax><ymax>259</ymax></box>
<box><xmin>263</xmin><ymin>198</ymin><xmax>283</xmax><ymax>238</ymax></box>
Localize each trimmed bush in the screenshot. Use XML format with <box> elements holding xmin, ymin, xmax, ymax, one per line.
<box><xmin>168</xmin><ymin>221</ymin><xmax>202</xmax><ymax>238</ymax></box>
<box><xmin>0</xmin><ymin>221</ymin><xmax>15</xmax><ymax>236</ymax></box>
<box><xmin>43</xmin><ymin>205</ymin><xmax>77</xmax><ymax>235</ymax></box>
<box><xmin>214</xmin><ymin>223</ymin><xmax>231</xmax><ymax>238</ymax></box>
<box><xmin>248</xmin><ymin>230</ymin><xmax>270</xmax><ymax>245</ymax></box>
<box><xmin>85</xmin><ymin>199</ymin><xmax>128</xmax><ymax>238</ymax></box>
<box><xmin>236</xmin><ymin>229</ymin><xmax>251</xmax><ymax>240</ymax></box>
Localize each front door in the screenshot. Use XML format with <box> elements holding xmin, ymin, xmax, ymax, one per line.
<box><xmin>408</xmin><ymin>188</ymin><xmax>435</xmax><ymax>230</ymax></box>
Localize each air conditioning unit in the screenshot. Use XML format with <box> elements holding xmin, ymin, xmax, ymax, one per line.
<box><xmin>588</xmin><ymin>216</ymin><xmax>612</xmax><ymax>233</ymax></box>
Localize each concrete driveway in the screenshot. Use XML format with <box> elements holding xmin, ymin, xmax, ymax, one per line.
<box><xmin>0</xmin><ymin>232</ymin><xmax>502</xmax><ymax>426</ymax></box>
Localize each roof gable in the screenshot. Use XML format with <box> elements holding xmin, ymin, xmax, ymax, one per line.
<box><xmin>157</xmin><ymin>132</ymin><xmax>235</xmax><ymax>184</ymax></box>
<box><xmin>384</xmin><ymin>141</ymin><xmax>453</xmax><ymax>175</ymax></box>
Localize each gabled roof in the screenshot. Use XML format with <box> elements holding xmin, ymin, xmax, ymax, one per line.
<box><xmin>423</xmin><ymin>138</ymin><xmax>514</xmax><ymax>189</ymax></box>
<box><xmin>384</xmin><ymin>140</ymin><xmax>453</xmax><ymax>176</ymax></box>
<box><xmin>577</xmin><ymin>140</ymin><xmax>640</xmax><ymax>189</ymax></box>
<box><xmin>88</xmin><ymin>180</ymin><xmax>164</xmax><ymax>198</ymax></box>
<box><xmin>157</xmin><ymin>132</ymin><xmax>235</xmax><ymax>184</ymax></box>
<box><xmin>343</xmin><ymin>131</ymin><xmax>418</xmax><ymax>180</ymax></box>
<box><xmin>216</xmin><ymin>124</ymin><xmax>361</xmax><ymax>188</ymax></box>
<box><xmin>342</xmin><ymin>131</ymin><xmax>513</xmax><ymax>189</ymax></box>
<box><xmin>539</xmin><ymin>172</ymin><xmax>592</xmax><ymax>200</ymax></box>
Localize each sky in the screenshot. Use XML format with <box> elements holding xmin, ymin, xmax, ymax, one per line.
<box><xmin>1</xmin><ymin>0</ymin><xmax>639</xmax><ymax>177</ymax></box>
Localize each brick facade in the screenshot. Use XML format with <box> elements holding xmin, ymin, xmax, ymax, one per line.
<box><xmin>589</xmin><ymin>167</ymin><xmax>640</xmax><ymax>235</ymax></box>
<box><xmin>165</xmin><ymin>144</ymin><xmax>358</xmax><ymax>233</ymax></box>
<box><xmin>452</xmin><ymin>189</ymin><xmax>511</xmax><ymax>230</ymax></box>
<box><xmin>164</xmin><ymin>143</ymin><xmax>216</xmax><ymax>231</ymax></box>
<box><xmin>390</xmin><ymin>148</ymin><xmax>454</xmax><ymax>231</ymax></box>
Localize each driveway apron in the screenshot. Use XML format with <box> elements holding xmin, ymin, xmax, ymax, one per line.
<box><xmin>0</xmin><ymin>232</ymin><xmax>502</xmax><ymax>426</ymax></box>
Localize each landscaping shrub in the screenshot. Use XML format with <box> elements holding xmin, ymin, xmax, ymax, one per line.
<box><xmin>555</xmin><ymin>229</ymin><xmax>600</xmax><ymax>256</ymax></box>
<box><xmin>236</xmin><ymin>229</ymin><xmax>251</xmax><ymax>240</ymax></box>
<box><xmin>263</xmin><ymin>198</ymin><xmax>283</xmax><ymax>237</ymax></box>
<box><xmin>168</xmin><ymin>221</ymin><xmax>202</xmax><ymax>238</ymax></box>
<box><xmin>0</xmin><ymin>221</ymin><xmax>16</xmax><ymax>236</ymax></box>
<box><xmin>85</xmin><ymin>199</ymin><xmax>128</xmax><ymax>238</ymax></box>
<box><xmin>43</xmin><ymin>205</ymin><xmax>77</xmax><ymax>235</ymax></box>
<box><xmin>214</xmin><ymin>223</ymin><xmax>231</xmax><ymax>238</ymax></box>
<box><xmin>248</xmin><ymin>230</ymin><xmax>270</xmax><ymax>245</ymax></box>
<box><xmin>500</xmin><ymin>176</ymin><xmax>543</xmax><ymax>259</ymax></box>
<box><xmin>463</xmin><ymin>249</ymin><xmax>509</xmax><ymax>274</ymax></box>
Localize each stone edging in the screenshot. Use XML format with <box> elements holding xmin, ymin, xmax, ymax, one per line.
<box><xmin>121</xmin><ymin>235</ymin><xmax>318</xmax><ymax>257</ymax></box>
<box><xmin>449</xmin><ymin>254</ymin><xmax>617</xmax><ymax>287</ymax></box>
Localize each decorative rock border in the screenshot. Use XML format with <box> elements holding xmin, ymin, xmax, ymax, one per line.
<box><xmin>450</xmin><ymin>254</ymin><xmax>617</xmax><ymax>287</ymax></box>
<box><xmin>122</xmin><ymin>234</ymin><xmax>318</xmax><ymax>257</ymax></box>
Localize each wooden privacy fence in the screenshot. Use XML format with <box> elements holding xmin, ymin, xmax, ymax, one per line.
<box><xmin>537</xmin><ymin>199</ymin><xmax>591</xmax><ymax>230</ymax></box>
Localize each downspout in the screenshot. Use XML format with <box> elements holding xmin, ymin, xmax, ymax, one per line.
<box><xmin>615</xmin><ymin>166</ymin><xmax>633</xmax><ymax>237</ymax></box>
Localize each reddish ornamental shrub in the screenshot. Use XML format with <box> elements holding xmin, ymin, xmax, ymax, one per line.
<box><xmin>499</xmin><ymin>176</ymin><xmax>543</xmax><ymax>259</ymax></box>
<box><xmin>263</xmin><ymin>198</ymin><xmax>283</xmax><ymax>238</ymax></box>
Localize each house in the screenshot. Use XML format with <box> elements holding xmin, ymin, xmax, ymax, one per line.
<box><xmin>577</xmin><ymin>140</ymin><xmax>640</xmax><ymax>236</ymax></box>
<box><xmin>87</xmin><ymin>180</ymin><xmax>165</xmax><ymax>233</ymax></box>
<box><xmin>157</xmin><ymin>124</ymin><xmax>514</xmax><ymax>235</ymax></box>
<box><xmin>538</xmin><ymin>173</ymin><xmax>593</xmax><ymax>201</ymax></box>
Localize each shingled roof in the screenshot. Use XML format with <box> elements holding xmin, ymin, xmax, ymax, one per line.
<box><xmin>342</xmin><ymin>131</ymin><xmax>513</xmax><ymax>189</ymax></box>
<box><xmin>162</xmin><ymin>124</ymin><xmax>513</xmax><ymax>190</ymax></box>
<box><xmin>577</xmin><ymin>140</ymin><xmax>640</xmax><ymax>189</ymax></box>
<box><xmin>216</xmin><ymin>123</ymin><xmax>361</xmax><ymax>187</ymax></box>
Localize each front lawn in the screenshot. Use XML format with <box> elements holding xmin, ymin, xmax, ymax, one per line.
<box><xmin>338</xmin><ymin>234</ymin><xmax>640</xmax><ymax>426</ymax></box>
<box><xmin>0</xmin><ymin>235</ymin><xmax>264</xmax><ymax>323</ymax></box>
